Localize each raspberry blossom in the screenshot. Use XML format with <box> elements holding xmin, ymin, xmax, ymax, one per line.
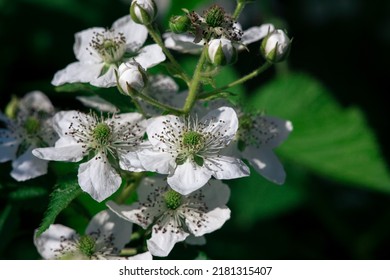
<box><xmin>52</xmin><ymin>15</ymin><xmax>165</xmax><ymax>88</ymax></box>
<box><xmin>107</xmin><ymin>177</ymin><xmax>231</xmax><ymax>257</ymax></box>
<box><xmin>32</xmin><ymin>111</ymin><xmax>147</xmax><ymax>202</ymax></box>
<box><xmin>130</xmin><ymin>0</ymin><xmax>158</xmax><ymax>25</ymax></box>
<box><xmin>0</xmin><ymin>91</ymin><xmax>56</xmax><ymax>181</ymax></box>
<box><xmin>34</xmin><ymin>209</ymin><xmax>151</xmax><ymax>260</ymax></box>
<box><xmin>260</xmin><ymin>29</ymin><xmax>291</xmax><ymax>63</ymax></box>
<box><xmin>129</xmin><ymin>106</ymin><xmax>249</xmax><ymax>194</ymax></box>
<box><xmin>207</xmin><ymin>38</ymin><xmax>237</xmax><ymax>66</ymax></box>
<box><xmin>118</xmin><ymin>61</ymin><xmax>148</xmax><ymax>95</ymax></box>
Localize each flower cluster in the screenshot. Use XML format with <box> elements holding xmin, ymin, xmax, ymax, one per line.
<box><xmin>0</xmin><ymin>0</ymin><xmax>293</xmax><ymax>259</ymax></box>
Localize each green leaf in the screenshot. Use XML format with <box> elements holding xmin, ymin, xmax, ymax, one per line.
<box><xmin>9</xmin><ymin>186</ymin><xmax>48</xmax><ymax>201</ymax></box>
<box><xmin>229</xmin><ymin>163</ymin><xmax>307</xmax><ymax>229</ymax></box>
<box><xmin>36</xmin><ymin>177</ymin><xmax>83</xmax><ymax>236</ymax></box>
<box><xmin>54</xmin><ymin>83</ymin><xmax>96</xmax><ymax>93</ymax></box>
<box><xmin>249</xmin><ymin>73</ymin><xmax>390</xmax><ymax>192</ymax></box>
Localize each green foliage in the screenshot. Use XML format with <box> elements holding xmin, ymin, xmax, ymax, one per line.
<box><xmin>8</xmin><ymin>186</ymin><xmax>48</xmax><ymax>201</ymax></box>
<box><xmin>248</xmin><ymin>73</ymin><xmax>390</xmax><ymax>191</ymax></box>
<box><xmin>35</xmin><ymin>177</ymin><xmax>83</xmax><ymax>236</ymax></box>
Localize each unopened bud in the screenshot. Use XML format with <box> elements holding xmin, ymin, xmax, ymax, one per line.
<box><xmin>130</xmin><ymin>0</ymin><xmax>157</xmax><ymax>25</ymax></box>
<box><xmin>260</xmin><ymin>29</ymin><xmax>291</xmax><ymax>63</ymax></box>
<box><xmin>118</xmin><ymin>61</ymin><xmax>148</xmax><ymax>95</ymax></box>
<box><xmin>207</xmin><ymin>38</ymin><xmax>237</xmax><ymax>66</ymax></box>
<box><xmin>169</xmin><ymin>15</ymin><xmax>191</xmax><ymax>34</ymax></box>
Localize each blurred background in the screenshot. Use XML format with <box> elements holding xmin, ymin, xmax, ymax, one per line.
<box><xmin>0</xmin><ymin>0</ymin><xmax>389</xmax><ymax>259</ymax></box>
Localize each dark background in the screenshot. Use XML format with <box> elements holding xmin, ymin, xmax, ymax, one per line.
<box><xmin>0</xmin><ymin>0</ymin><xmax>389</xmax><ymax>259</ymax></box>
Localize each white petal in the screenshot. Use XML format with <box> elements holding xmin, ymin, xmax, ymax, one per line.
<box><xmin>19</xmin><ymin>91</ymin><xmax>54</xmax><ymax>114</ymax></box>
<box><xmin>119</xmin><ymin>151</ymin><xmax>145</xmax><ymax>172</ymax></box>
<box><xmin>113</xmin><ymin>112</ymin><xmax>144</xmax><ymax>127</ymax></box>
<box><xmin>52</xmin><ymin>110</ymin><xmax>90</xmax><ymax>140</ymax></box>
<box><xmin>242</xmin><ymin>146</ymin><xmax>286</xmax><ymax>184</ymax></box>
<box><xmin>106</xmin><ymin>201</ymin><xmax>152</xmax><ymax>229</ymax></box>
<box><xmin>167</xmin><ymin>160</ymin><xmax>211</xmax><ymax>195</ymax></box>
<box><xmin>185</xmin><ymin>235</ymin><xmax>206</xmax><ymax>246</ymax></box>
<box><xmin>201</xmin><ymin>107</ymin><xmax>239</xmax><ymax>144</ymax></box>
<box><xmin>187</xmin><ymin>207</ymin><xmax>230</xmax><ymax>237</ymax></box>
<box><xmin>137</xmin><ymin>149</ymin><xmax>176</xmax><ymax>174</ymax></box>
<box><xmin>112</xmin><ymin>15</ymin><xmax>148</xmax><ymax>53</ymax></box>
<box><xmin>78</xmin><ymin>156</ymin><xmax>122</xmax><ymax>202</ymax></box>
<box><xmin>257</xmin><ymin>116</ymin><xmax>293</xmax><ymax>148</ymax></box>
<box><xmin>90</xmin><ymin>66</ymin><xmax>118</xmax><ymax>88</ymax></box>
<box><xmin>241</xmin><ymin>24</ymin><xmax>275</xmax><ymax>45</ymax></box>
<box><xmin>51</xmin><ymin>61</ymin><xmax>103</xmax><ymax>86</ymax></box>
<box><xmin>146</xmin><ymin>114</ymin><xmax>182</xmax><ymax>147</ymax></box>
<box><xmin>32</xmin><ymin>145</ymin><xmax>85</xmax><ymax>162</ymax></box>
<box><xmin>34</xmin><ymin>224</ymin><xmax>78</xmax><ymax>260</ymax></box>
<box><xmin>133</xmin><ymin>44</ymin><xmax>166</xmax><ymax>69</ymax></box>
<box><xmin>73</xmin><ymin>27</ymin><xmax>105</xmax><ymax>63</ymax></box>
<box><xmin>0</xmin><ymin>138</ymin><xmax>19</xmax><ymax>163</ymax></box>
<box><xmin>86</xmin><ymin>209</ymin><xmax>133</xmax><ymax>252</ymax></box>
<box><xmin>147</xmin><ymin>224</ymin><xmax>189</xmax><ymax>257</ymax></box>
<box><xmin>163</xmin><ymin>33</ymin><xmax>203</xmax><ymax>54</ymax></box>
<box><xmin>199</xmin><ymin>179</ymin><xmax>231</xmax><ymax>210</ymax></box>
<box><xmin>207</xmin><ymin>155</ymin><xmax>250</xmax><ymax>180</ymax></box>
<box><xmin>11</xmin><ymin>147</ymin><xmax>48</xmax><ymax>181</ymax></box>
<box><xmin>127</xmin><ymin>251</ymin><xmax>153</xmax><ymax>260</ymax></box>
<box><xmin>76</xmin><ymin>95</ymin><xmax>118</xmax><ymax>113</ymax></box>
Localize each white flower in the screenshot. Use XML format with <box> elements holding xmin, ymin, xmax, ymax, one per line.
<box><xmin>0</xmin><ymin>91</ymin><xmax>57</xmax><ymax>181</ymax></box>
<box><xmin>107</xmin><ymin>176</ymin><xmax>231</xmax><ymax>257</ymax></box>
<box><xmin>207</xmin><ymin>38</ymin><xmax>237</xmax><ymax>66</ymax></box>
<box><xmin>118</xmin><ymin>61</ymin><xmax>148</xmax><ymax>94</ymax></box>
<box><xmin>260</xmin><ymin>29</ymin><xmax>291</xmax><ymax>63</ymax></box>
<box><xmin>127</xmin><ymin>106</ymin><xmax>249</xmax><ymax>195</ymax></box>
<box><xmin>130</xmin><ymin>0</ymin><xmax>158</xmax><ymax>25</ymax></box>
<box><xmin>235</xmin><ymin>114</ymin><xmax>293</xmax><ymax>184</ymax></box>
<box><xmin>163</xmin><ymin>23</ymin><xmax>275</xmax><ymax>54</ymax></box>
<box><xmin>34</xmin><ymin>209</ymin><xmax>151</xmax><ymax>260</ymax></box>
<box><xmin>32</xmin><ymin>111</ymin><xmax>147</xmax><ymax>202</ymax></box>
<box><xmin>52</xmin><ymin>15</ymin><xmax>165</xmax><ymax>88</ymax></box>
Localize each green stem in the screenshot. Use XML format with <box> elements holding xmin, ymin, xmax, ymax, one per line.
<box><xmin>146</xmin><ymin>24</ymin><xmax>191</xmax><ymax>85</ymax></box>
<box><xmin>115</xmin><ymin>172</ymin><xmax>145</xmax><ymax>204</ymax></box>
<box><xmin>182</xmin><ymin>47</ymin><xmax>208</xmax><ymax>114</ymax></box>
<box><xmin>233</xmin><ymin>0</ymin><xmax>247</xmax><ymax>20</ymax></box>
<box><xmin>198</xmin><ymin>61</ymin><xmax>272</xmax><ymax>100</ymax></box>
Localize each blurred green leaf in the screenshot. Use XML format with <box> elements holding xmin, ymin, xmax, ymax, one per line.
<box><xmin>229</xmin><ymin>163</ymin><xmax>307</xmax><ymax>229</ymax></box>
<box><xmin>36</xmin><ymin>177</ymin><xmax>82</xmax><ymax>236</ymax></box>
<box><xmin>249</xmin><ymin>73</ymin><xmax>390</xmax><ymax>192</ymax></box>
<box><xmin>9</xmin><ymin>186</ymin><xmax>47</xmax><ymax>201</ymax></box>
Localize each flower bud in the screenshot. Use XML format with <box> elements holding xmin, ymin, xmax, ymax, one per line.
<box><xmin>130</xmin><ymin>0</ymin><xmax>157</xmax><ymax>25</ymax></box>
<box><xmin>118</xmin><ymin>61</ymin><xmax>148</xmax><ymax>95</ymax></box>
<box><xmin>169</xmin><ymin>15</ymin><xmax>191</xmax><ymax>34</ymax></box>
<box><xmin>260</xmin><ymin>29</ymin><xmax>291</xmax><ymax>63</ymax></box>
<box><xmin>207</xmin><ymin>38</ymin><xmax>237</xmax><ymax>66</ymax></box>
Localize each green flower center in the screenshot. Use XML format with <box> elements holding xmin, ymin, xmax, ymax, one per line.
<box><xmin>205</xmin><ymin>5</ymin><xmax>225</xmax><ymax>28</ymax></box>
<box><xmin>92</xmin><ymin>122</ymin><xmax>111</xmax><ymax>145</ymax></box>
<box><xmin>23</xmin><ymin>117</ymin><xmax>40</xmax><ymax>135</ymax></box>
<box><xmin>77</xmin><ymin>235</ymin><xmax>96</xmax><ymax>258</ymax></box>
<box><xmin>183</xmin><ymin>131</ymin><xmax>204</xmax><ymax>148</ymax></box>
<box><xmin>164</xmin><ymin>190</ymin><xmax>182</xmax><ymax>210</ymax></box>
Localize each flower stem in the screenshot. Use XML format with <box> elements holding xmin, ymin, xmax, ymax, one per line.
<box><xmin>115</xmin><ymin>172</ymin><xmax>145</xmax><ymax>204</ymax></box>
<box><xmin>182</xmin><ymin>47</ymin><xmax>208</xmax><ymax>114</ymax></box>
<box><xmin>146</xmin><ymin>24</ymin><xmax>191</xmax><ymax>85</ymax></box>
<box><xmin>198</xmin><ymin>61</ymin><xmax>272</xmax><ymax>100</ymax></box>
<box><xmin>233</xmin><ymin>0</ymin><xmax>247</xmax><ymax>20</ymax></box>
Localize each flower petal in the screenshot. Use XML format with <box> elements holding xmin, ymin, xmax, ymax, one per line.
<box><xmin>167</xmin><ymin>160</ymin><xmax>211</xmax><ymax>195</ymax></box>
<box><xmin>85</xmin><ymin>209</ymin><xmax>133</xmax><ymax>252</ymax></box>
<box><xmin>73</xmin><ymin>27</ymin><xmax>105</xmax><ymax>63</ymax></box>
<box><xmin>187</xmin><ymin>207</ymin><xmax>231</xmax><ymax>237</ymax></box>
<box><xmin>133</xmin><ymin>44</ymin><xmax>166</xmax><ymax>69</ymax></box>
<box><xmin>200</xmin><ymin>179</ymin><xmax>231</xmax><ymax>210</ymax></box>
<box><xmin>11</xmin><ymin>147</ymin><xmax>48</xmax><ymax>181</ymax></box>
<box><xmin>76</xmin><ymin>95</ymin><xmax>118</xmax><ymax>113</ymax></box>
<box><xmin>201</xmin><ymin>106</ymin><xmax>239</xmax><ymax>144</ymax></box>
<box><xmin>19</xmin><ymin>91</ymin><xmax>54</xmax><ymax>114</ymax></box>
<box><xmin>78</xmin><ymin>155</ymin><xmax>122</xmax><ymax>202</ymax></box>
<box><xmin>242</xmin><ymin>146</ymin><xmax>286</xmax><ymax>184</ymax></box>
<box><xmin>119</xmin><ymin>151</ymin><xmax>145</xmax><ymax>172</ymax></box>
<box><xmin>137</xmin><ymin>149</ymin><xmax>176</xmax><ymax>174</ymax></box>
<box><xmin>147</xmin><ymin>224</ymin><xmax>189</xmax><ymax>257</ymax></box>
<box><xmin>0</xmin><ymin>137</ymin><xmax>19</xmax><ymax>163</ymax></box>
<box><xmin>112</xmin><ymin>15</ymin><xmax>148</xmax><ymax>53</ymax></box>
<box><xmin>89</xmin><ymin>66</ymin><xmax>117</xmax><ymax>88</ymax></box>
<box><xmin>127</xmin><ymin>251</ymin><xmax>153</xmax><ymax>260</ymax></box>
<box><xmin>146</xmin><ymin>114</ymin><xmax>182</xmax><ymax>148</ymax></box>
<box><xmin>241</xmin><ymin>23</ymin><xmax>275</xmax><ymax>45</ymax></box>
<box><xmin>51</xmin><ymin>61</ymin><xmax>103</xmax><ymax>86</ymax></box>
<box><xmin>207</xmin><ymin>155</ymin><xmax>250</xmax><ymax>180</ymax></box>
<box><xmin>257</xmin><ymin>116</ymin><xmax>293</xmax><ymax>148</ymax></box>
<box><xmin>32</xmin><ymin>144</ymin><xmax>85</xmax><ymax>162</ymax></box>
<box><xmin>106</xmin><ymin>201</ymin><xmax>153</xmax><ymax>229</ymax></box>
<box><xmin>34</xmin><ymin>224</ymin><xmax>78</xmax><ymax>260</ymax></box>
<box><xmin>163</xmin><ymin>33</ymin><xmax>203</xmax><ymax>54</ymax></box>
